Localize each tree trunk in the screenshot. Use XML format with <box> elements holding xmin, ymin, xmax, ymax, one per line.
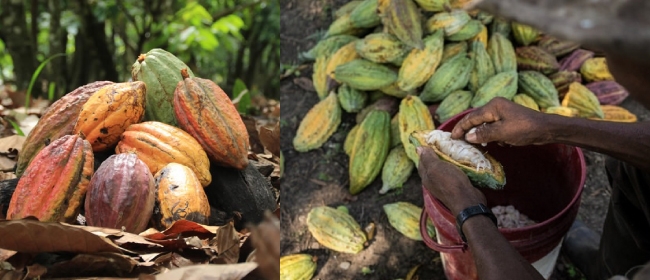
<box><xmin>0</xmin><ymin>0</ymin><xmax>39</xmax><ymax>94</ymax></box>
<box><xmin>48</xmin><ymin>0</ymin><xmax>68</xmax><ymax>98</ymax></box>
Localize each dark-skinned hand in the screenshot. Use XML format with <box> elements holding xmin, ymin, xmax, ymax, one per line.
<box><xmin>417</xmin><ymin>146</ymin><xmax>486</xmax><ymax>216</ymax></box>
<box><xmin>450</xmin><ymin>97</ymin><xmax>554</xmax><ymax>146</ymax></box>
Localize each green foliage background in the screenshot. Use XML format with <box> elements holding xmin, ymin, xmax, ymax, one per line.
<box><xmin>0</xmin><ymin>0</ymin><xmax>279</xmax><ymax>103</ymax></box>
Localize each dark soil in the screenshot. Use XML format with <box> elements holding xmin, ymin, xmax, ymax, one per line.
<box><xmin>279</xmin><ymin>0</ymin><xmax>650</xmax><ymax>278</ymax></box>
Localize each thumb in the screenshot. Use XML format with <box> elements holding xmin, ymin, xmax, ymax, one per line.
<box><xmin>417</xmin><ymin>146</ymin><xmax>440</xmax><ymax>173</ymax></box>
<box><xmin>465</xmin><ymin>123</ymin><xmax>500</xmax><ymax>144</ymax></box>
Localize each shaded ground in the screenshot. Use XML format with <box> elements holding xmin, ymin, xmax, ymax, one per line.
<box><xmin>279</xmin><ymin>0</ymin><xmax>650</xmax><ymax>278</ymax></box>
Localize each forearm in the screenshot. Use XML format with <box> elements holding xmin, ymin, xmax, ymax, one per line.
<box><xmin>463</xmin><ymin>216</ymin><xmax>544</xmax><ymax>280</ymax></box>
<box><xmin>545</xmin><ymin>115</ymin><xmax>650</xmax><ymax>172</ymax></box>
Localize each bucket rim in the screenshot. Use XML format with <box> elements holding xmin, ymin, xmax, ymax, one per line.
<box><xmin>431</xmin><ymin>108</ymin><xmax>587</xmax><ymax>233</ymax></box>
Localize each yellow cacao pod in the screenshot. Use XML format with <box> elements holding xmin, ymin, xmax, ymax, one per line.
<box><xmin>379</xmin><ymin>145</ymin><xmax>415</xmax><ymax>194</ymax></box>
<box><xmin>580</xmin><ymin>57</ymin><xmax>615</xmax><ymax>82</ymax></box>
<box><xmin>425</xmin><ymin>10</ymin><xmax>471</xmax><ymax>36</ymax></box>
<box><xmin>414</xmin><ymin>0</ymin><xmax>449</xmax><ymax>12</ymax></box>
<box><xmin>383</xmin><ymin>202</ymin><xmax>436</xmax><ymax>241</ymax></box>
<box><xmin>468</xmin><ymin>24</ymin><xmax>488</xmax><ymax>47</ymax></box>
<box><xmin>561</xmin><ymin>82</ymin><xmax>605</xmax><ymax>118</ymax></box>
<box><xmin>512</xmin><ymin>94</ymin><xmax>540</xmax><ymax>111</ymax></box>
<box><xmin>511</xmin><ymin>22</ymin><xmax>539</xmax><ymax>46</ymax></box>
<box><xmin>327</xmin><ymin>41</ymin><xmax>360</xmax><ymax>80</ymax></box>
<box><xmin>399</xmin><ymin>96</ymin><xmax>436</xmax><ymax>166</ymax></box>
<box><xmin>280</xmin><ymin>254</ymin><xmax>317</xmax><ymax>280</ymax></box>
<box><xmin>595</xmin><ymin>105</ymin><xmax>637</xmax><ymax>123</ymax></box>
<box><xmin>349</xmin><ymin>110</ymin><xmax>391</xmax><ymax>194</ymax></box>
<box><xmin>355</xmin><ymin>33</ymin><xmax>409</xmax><ymax>64</ymax></box>
<box><xmin>545</xmin><ymin>106</ymin><xmax>579</xmax><ymax>117</ymax></box>
<box><xmin>313</xmin><ymin>56</ymin><xmax>329</xmax><ymax>100</ymax></box>
<box><xmin>293</xmin><ymin>92</ymin><xmax>342</xmax><ymax>152</ymax></box>
<box><xmin>306</xmin><ymin>206</ymin><xmax>367</xmax><ymax>254</ymax></box>
<box><xmin>397</xmin><ymin>30</ymin><xmax>444</xmax><ymax>91</ymax></box>
<box><xmin>344</xmin><ymin>124</ymin><xmax>360</xmax><ymax>156</ymax></box>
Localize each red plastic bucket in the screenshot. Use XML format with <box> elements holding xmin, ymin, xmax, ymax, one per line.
<box><xmin>419</xmin><ymin>109</ymin><xmax>586</xmax><ymax>280</ymax></box>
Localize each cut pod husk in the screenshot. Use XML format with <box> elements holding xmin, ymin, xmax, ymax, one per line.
<box><xmin>409</xmin><ymin>130</ymin><xmax>505</xmax><ymax>189</ymax></box>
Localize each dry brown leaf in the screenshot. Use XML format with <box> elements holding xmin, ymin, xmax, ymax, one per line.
<box><xmin>24</xmin><ymin>263</ymin><xmax>47</xmax><ymax>279</ymax></box>
<box><xmin>0</xmin><ymin>135</ymin><xmax>25</xmax><ymax>153</ymax></box>
<box><xmin>0</xmin><ymin>219</ymin><xmax>122</xmax><ymax>254</ymax></box>
<box><xmin>142</xmin><ymin>220</ymin><xmax>218</xmax><ymax>240</ymax></box>
<box><xmin>155</xmin><ymin>263</ymin><xmax>257</xmax><ymax>280</ymax></box>
<box><xmin>241</xmin><ymin>116</ymin><xmax>264</xmax><ymax>154</ymax></box>
<box><xmin>0</xmin><ymin>172</ymin><xmax>16</xmax><ymax>180</ymax></box>
<box><xmin>246</xmin><ymin>213</ymin><xmax>280</xmax><ymax>280</ymax></box>
<box><xmin>208</xmin><ymin>223</ymin><xmax>240</xmax><ymax>264</ymax></box>
<box><xmin>259</xmin><ymin>123</ymin><xmax>280</xmax><ymax>157</ymax></box>
<box><xmin>293</xmin><ymin>77</ymin><xmax>315</xmax><ymax>92</ymax></box>
<box><xmin>44</xmin><ymin>252</ymin><xmax>138</xmax><ymax>278</ymax></box>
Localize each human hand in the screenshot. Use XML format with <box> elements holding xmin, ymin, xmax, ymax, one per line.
<box><xmin>417</xmin><ymin>146</ymin><xmax>486</xmax><ymax>216</ymax></box>
<box><xmin>450</xmin><ymin>97</ymin><xmax>553</xmax><ymax>146</ymax></box>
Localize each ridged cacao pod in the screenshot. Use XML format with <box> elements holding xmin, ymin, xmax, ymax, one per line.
<box><xmin>349</xmin><ymin>110</ymin><xmax>390</xmax><ymax>194</ymax></box>
<box><xmin>468</xmin><ymin>41</ymin><xmax>496</xmax><ymax>93</ymax></box>
<box><xmin>379</xmin><ymin>146</ymin><xmax>414</xmax><ymax>194</ymax></box>
<box><xmin>397</xmin><ymin>30</ymin><xmax>444</xmax><ymax>91</ymax></box>
<box><xmin>421</xmin><ymin>53</ymin><xmax>473</xmax><ymax>103</ymax></box>
<box><xmin>16</xmin><ymin>81</ymin><xmax>113</xmax><ymax>176</ymax></box>
<box><xmin>512</xmin><ymin>94</ymin><xmax>540</xmax><ymax>111</ymax></box>
<box><xmin>425</xmin><ymin>10</ymin><xmax>471</xmax><ymax>36</ymax></box>
<box><xmin>378</xmin><ymin>0</ymin><xmax>424</xmax><ymax>49</ymax></box>
<box><xmin>74</xmin><ymin>82</ymin><xmax>146</xmax><ymax>152</ymax></box>
<box><xmin>585</xmin><ymin>81</ymin><xmax>629</xmax><ymax>105</ymax></box>
<box><xmin>558</xmin><ymin>49</ymin><xmax>595</xmax><ymax>72</ymax></box>
<box><xmin>549</xmin><ymin>71</ymin><xmax>582</xmax><ymax>98</ymax></box>
<box><xmin>293</xmin><ymin>92</ymin><xmax>342</xmax><ymax>152</ymax></box>
<box><xmin>280</xmin><ymin>254</ymin><xmax>317</xmax><ymax>280</ymax></box>
<box><xmin>349</xmin><ymin>0</ymin><xmax>381</xmax><ymax>28</ymax></box>
<box><xmin>305</xmin><ymin>35</ymin><xmax>358</xmax><ymax>60</ymax></box>
<box><xmin>580</xmin><ymin>57</ymin><xmax>615</xmax><ymax>82</ymax></box>
<box><xmin>7</xmin><ymin>135</ymin><xmax>93</xmax><ymax>222</ymax></box>
<box><xmin>152</xmin><ymin>163</ymin><xmax>210</xmax><ymax>230</ymax></box>
<box><xmin>436</xmin><ymin>90</ymin><xmax>473</xmax><ymax>122</ymax></box>
<box><xmin>84</xmin><ymin>153</ymin><xmax>155</xmax><ymax>233</ymax></box>
<box><xmin>488</xmin><ymin>33</ymin><xmax>517</xmax><ymax>74</ymax></box>
<box><xmin>490</xmin><ymin>17</ymin><xmax>511</xmax><ymax>38</ymax></box>
<box><xmin>597</xmin><ymin>105</ymin><xmax>637</xmax><ymax>123</ymax></box>
<box><xmin>333</xmin><ymin>59</ymin><xmax>397</xmax><ymax>91</ymax></box>
<box><xmin>447</xmin><ymin>20</ymin><xmax>483</xmax><ymax>42</ymax></box>
<box><xmin>561</xmin><ymin>82</ymin><xmax>604</xmax><ymax>119</ymax></box>
<box><xmin>132</xmin><ymin>48</ymin><xmax>194</xmax><ymax>126</ymax></box>
<box><xmin>174</xmin><ymin>69</ymin><xmax>250</xmax><ymax>169</ymax></box>
<box><xmin>441</xmin><ymin>41</ymin><xmax>468</xmax><ymax>64</ymax></box>
<box><xmin>544</xmin><ymin>106</ymin><xmax>579</xmax><ymax>117</ymax></box>
<box><xmin>516</xmin><ymin>46</ymin><xmax>560</xmax><ymax>74</ymax></box>
<box><xmin>326</xmin><ymin>41</ymin><xmax>360</xmax><ymax>80</ymax></box>
<box><xmin>313</xmin><ymin>56</ymin><xmax>329</xmax><ymax>100</ymax></box>
<box><xmin>538</xmin><ymin>36</ymin><xmax>580</xmax><ymax>57</ymax></box>
<box><xmin>335</xmin><ymin>1</ymin><xmax>362</xmax><ymax>18</ymax></box>
<box><xmin>390</xmin><ymin>113</ymin><xmax>402</xmax><ymax>148</ymax></box>
<box><xmin>344</xmin><ymin>124</ymin><xmax>360</xmax><ymax>156</ymax></box>
<box><xmin>356</xmin><ymin>33</ymin><xmax>410</xmax><ymax>64</ymax></box>
<box><xmin>306</xmin><ymin>206</ymin><xmax>367</xmax><ymax>254</ymax></box>
<box><xmin>511</xmin><ymin>22</ymin><xmax>539</xmax><ymax>46</ymax></box>
<box><xmin>414</xmin><ymin>0</ymin><xmax>448</xmax><ymax>12</ymax></box>
<box><xmin>204</xmin><ymin>162</ymin><xmax>277</xmax><ymax>228</ymax></box>
<box><xmin>338</xmin><ymin>84</ymin><xmax>368</xmax><ymax>113</ymax></box>
<box><xmin>379</xmin><ymin>82</ymin><xmax>415</xmax><ymax>98</ymax></box>
<box><xmin>518</xmin><ymin>71</ymin><xmax>561</xmax><ymax>109</ymax></box>
<box><xmin>410</xmin><ymin>130</ymin><xmax>505</xmax><ymax>189</ymax></box>
<box><xmin>399</xmin><ymin>96</ymin><xmax>436</xmax><ymax>165</ymax></box>
<box><xmin>471</xmin><ymin>71</ymin><xmax>518</xmax><ymax>108</ymax></box>
<box><xmin>383</xmin><ymin>202</ymin><xmax>436</xmax><ymax>241</ymax></box>
<box><xmin>469</xmin><ymin>24</ymin><xmax>488</xmax><ymax>47</ymax></box>
<box><xmin>326</xmin><ymin>14</ymin><xmax>364</xmax><ymax>37</ymax></box>
<box><xmin>115</xmin><ymin>121</ymin><xmax>211</xmax><ymax>187</ymax></box>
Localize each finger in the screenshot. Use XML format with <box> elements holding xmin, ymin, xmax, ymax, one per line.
<box><xmin>416</xmin><ymin>146</ymin><xmax>440</xmax><ymax>176</ymax></box>
<box><xmin>465</xmin><ymin>121</ymin><xmax>503</xmax><ymax>144</ymax></box>
<box><xmin>450</xmin><ymin>105</ymin><xmax>500</xmax><ymax>139</ymax></box>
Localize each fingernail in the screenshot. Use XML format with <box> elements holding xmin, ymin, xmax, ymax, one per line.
<box><xmin>466</xmin><ymin>132</ymin><xmax>477</xmax><ymax>143</ymax></box>
<box><xmin>416</xmin><ymin>147</ymin><xmax>424</xmax><ymax>155</ymax></box>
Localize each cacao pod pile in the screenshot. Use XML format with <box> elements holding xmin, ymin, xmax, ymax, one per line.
<box><xmin>9</xmin><ymin>48</ymin><xmax>276</xmax><ymax>235</ymax></box>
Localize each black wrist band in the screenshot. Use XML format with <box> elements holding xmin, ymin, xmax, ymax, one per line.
<box><xmin>455</xmin><ymin>203</ymin><xmax>498</xmax><ymax>243</ymax></box>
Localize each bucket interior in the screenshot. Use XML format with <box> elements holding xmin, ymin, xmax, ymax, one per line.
<box><xmin>437</xmin><ymin>110</ymin><xmax>586</xmax><ymax>227</ymax></box>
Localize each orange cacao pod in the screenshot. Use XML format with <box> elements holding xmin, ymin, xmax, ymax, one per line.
<box><xmin>173</xmin><ymin>69</ymin><xmax>249</xmax><ymax>169</ymax></box>
<box><xmin>16</xmin><ymin>81</ymin><xmax>113</xmax><ymax>176</ymax></box>
<box><xmin>152</xmin><ymin>163</ymin><xmax>211</xmax><ymax>230</ymax></box>
<box><xmin>74</xmin><ymin>82</ymin><xmax>147</xmax><ymax>152</ymax></box>
<box><xmin>115</xmin><ymin>121</ymin><xmax>211</xmax><ymax>186</ymax></box>
<box><xmin>7</xmin><ymin>135</ymin><xmax>94</xmax><ymax>222</ymax></box>
<box><xmin>84</xmin><ymin>153</ymin><xmax>155</xmax><ymax>233</ymax></box>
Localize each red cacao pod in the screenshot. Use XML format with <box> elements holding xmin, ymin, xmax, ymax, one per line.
<box><xmin>7</xmin><ymin>135</ymin><xmax>94</xmax><ymax>222</ymax></box>
<box><xmin>84</xmin><ymin>153</ymin><xmax>155</xmax><ymax>233</ymax></box>
<box><xmin>173</xmin><ymin>69</ymin><xmax>249</xmax><ymax>169</ymax></box>
<box><xmin>16</xmin><ymin>81</ymin><xmax>113</xmax><ymax>176</ymax></box>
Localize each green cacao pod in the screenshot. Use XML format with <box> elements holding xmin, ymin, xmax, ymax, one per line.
<box><xmin>446</xmin><ymin>20</ymin><xmax>483</xmax><ymax>41</ymax></box>
<box><xmin>84</xmin><ymin>153</ymin><xmax>155</xmax><ymax>233</ymax></box>
<box><xmin>410</xmin><ymin>130</ymin><xmax>506</xmax><ymax>189</ymax></box>
<box><xmin>379</xmin><ymin>146</ymin><xmax>415</xmax><ymax>194</ymax></box>
<box><xmin>421</xmin><ymin>54</ymin><xmax>473</xmax><ymax>103</ymax></box>
<box><xmin>305</xmin><ymin>35</ymin><xmax>358</xmax><ymax>60</ymax></box>
<box><xmin>344</xmin><ymin>124</ymin><xmax>360</xmax><ymax>156</ymax></box>
<box><xmin>383</xmin><ymin>202</ymin><xmax>436</xmax><ymax>241</ymax></box>
<box><xmin>471</xmin><ymin>71</ymin><xmax>518</xmax><ymax>108</ymax></box>
<box><xmin>355</xmin><ymin>33</ymin><xmax>410</xmax><ymax>64</ymax></box>
<box><xmin>338</xmin><ymin>84</ymin><xmax>368</xmax><ymax>113</ymax></box>
<box><xmin>518</xmin><ymin>71</ymin><xmax>561</xmax><ymax>109</ymax></box>
<box><xmin>436</xmin><ymin>90</ymin><xmax>473</xmax><ymax>123</ymax></box>
<box><xmin>349</xmin><ymin>0</ymin><xmax>381</xmax><ymax>28</ymax></box>
<box><xmin>512</xmin><ymin>94</ymin><xmax>540</xmax><ymax>111</ymax></box>
<box><xmin>468</xmin><ymin>41</ymin><xmax>496</xmax><ymax>93</ymax></box>
<box><xmin>280</xmin><ymin>254</ymin><xmax>317</xmax><ymax>280</ymax></box>
<box><xmin>7</xmin><ymin>135</ymin><xmax>93</xmax><ymax>222</ymax></box>
<box><xmin>335</xmin><ymin>1</ymin><xmax>363</xmax><ymax>18</ymax></box>
<box><xmin>390</xmin><ymin>113</ymin><xmax>402</xmax><ymax>148</ymax></box>
<box><xmin>16</xmin><ymin>81</ymin><xmax>112</xmax><ymax>176</ymax></box>
<box><xmin>132</xmin><ymin>48</ymin><xmax>194</xmax><ymax>126</ymax></box>
<box><xmin>425</xmin><ymin>10</ymin><xmax>471</xmax><ymax>36</ymax></box>
<box><xmin>490</xmin><ymin>17</ymin><xmax>511</xmax><ymax>37</ymax></box>
<box><xmin>326</xmin><ymin>14</ymin><xmax>364</xmax><ymax>37</ymax></box>
<box><xmin>378</xmin><ymin>0</ymin><xmax>424</xmax><ymax>49</ymax></box>
<box><xmin>488</xmin><ymin>33</ymin><xmax>517</xmax><ymax>74</ymax></box>
<box><xmin>511</xmin><ymin>22</ymin><xmax>539</xmax><ymax>46</ymax></box>
<box><xmin>379</xmin><ymin>82</ymin><xmax>415</xmax><ymax>98</ymax></box>
<box><xmin>334</xmin><ymin>59</ymin><xmax>397</xmax><ymax>91</ymax></box>
<box><xmin>306</xmin><ymin>206</ymin><xmax>367</xmax><ymax>254</ymax></box>
<box><xmin>349</xmin><ymin>110</ymin><xmax>390</xmax><ymax>194</ymax></box>
<box><xmin>397</xmin><ymin>30</ymin><xmax>444</xmax><ymax>92</ymax></box>
<box><xmin>441</xmin><ymin>41</ymin><xmax>468</xmax><ymax>64</ymax></box>
<box><xmin>294</xmin><ymin>92</ymin><xmax>341</xmax><ymax>152</ymax></box>
<box><xmin>414</xmin><ymin>0</ymin><xmax>449</xmax><ymax>12</ymax></box>
<box><xmin>399</xmin><ymin>96</ymin><xmax>436</xmax><ymax>166</ymax></box>
<box><xmin>173</xmin><ymin>69</ymin><xmax>250</xmax><ymax>169</ymax></box>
